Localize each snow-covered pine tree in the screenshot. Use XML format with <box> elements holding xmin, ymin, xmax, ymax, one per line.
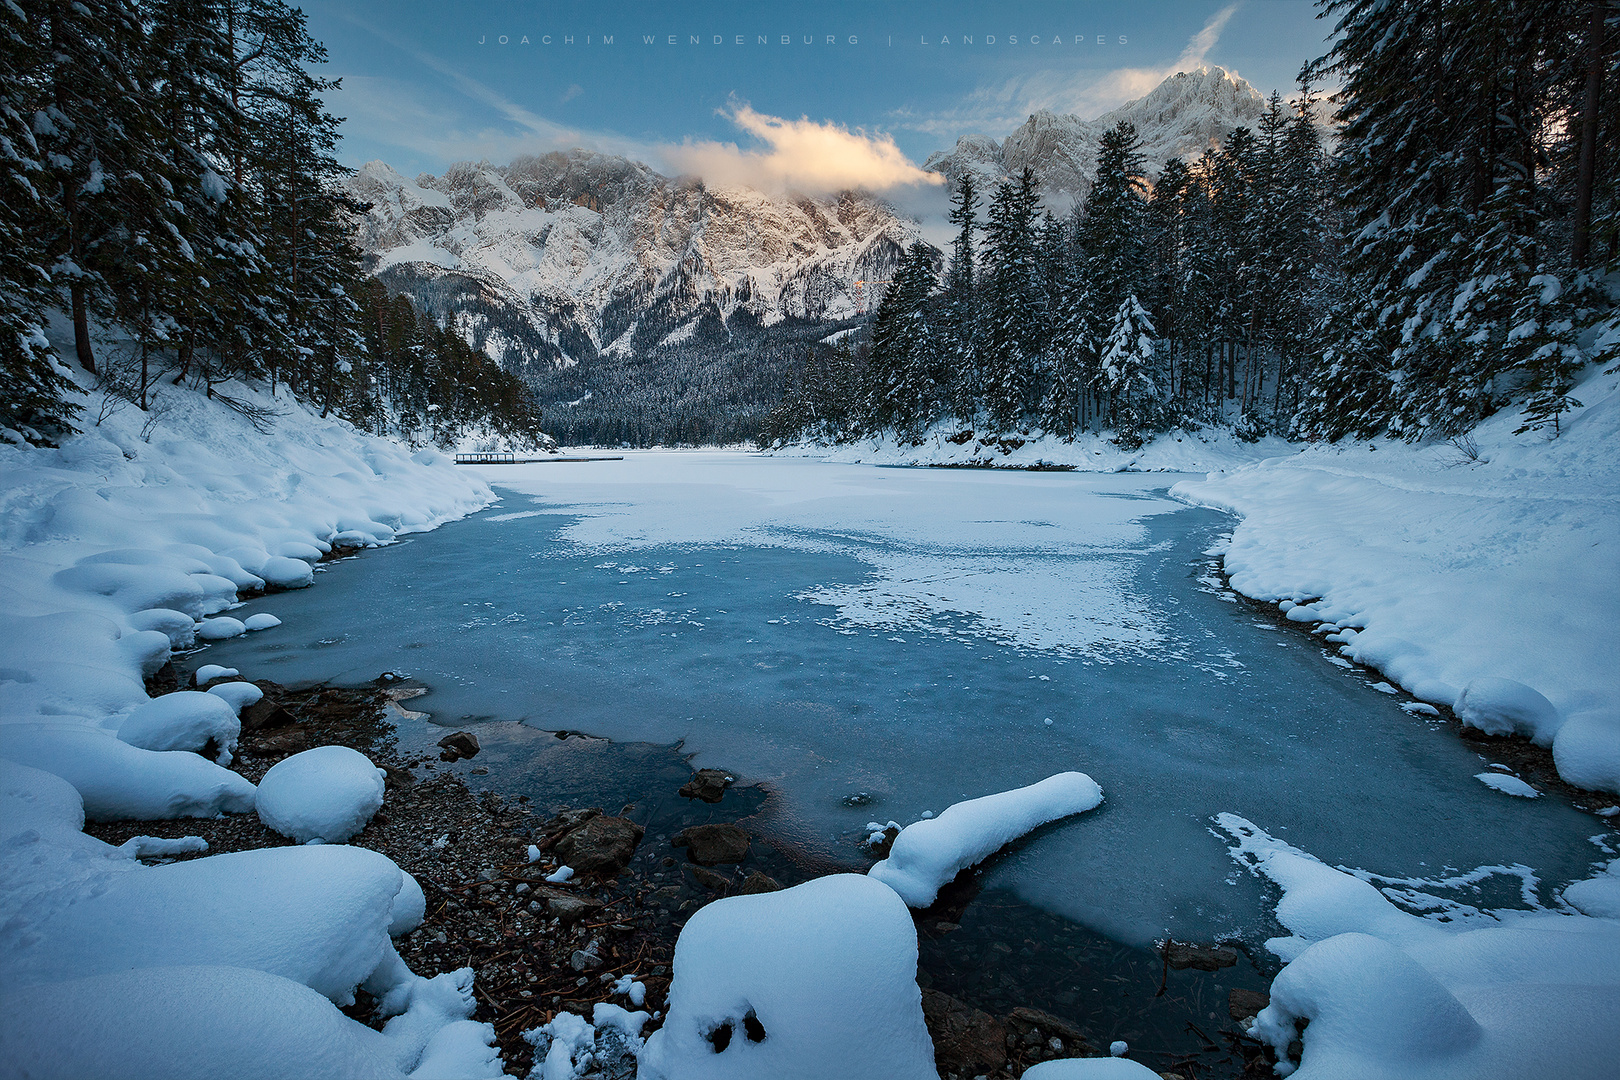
<box><xmin>981</xmin><ymin>167</ymin><xmax>1042</xmax><ymax>431</ymax></box>
<box><xmin>860</xmin><ymin>241</ymin><xmax>938</xmax><ymax>437</ymax></box>
<box><xmin>0</xmin><ymin>0</ymin><xmax>79</xmax><ymax>442</ymax></box>
<box><xmin>1099</xmin><ymin>294</ymin><xmax>1159</xmax><ymax>447</ymax></box>
<box><xmin>1078</xmin><ymin>122</ymin><xmax>1150</xmax><ymax>323</ymax></box>
<box><xmin>1040</xmin><ymin>217</ymin><xmax>1096</xmax><ymax>438</ymax></box>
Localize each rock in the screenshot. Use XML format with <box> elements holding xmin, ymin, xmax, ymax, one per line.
<box><xmin>1006</xmin><ymin>1007</ymin><xmax>1093</xmax><ymax>1054</ymax></box>
<box><xmin>688</xmin><ymin>865</ymin><xmax>733</xmax><ymax>892</ymax></box>
<box><xmin>921</xmin><ymin>988</ymin><xmax>1007</xmax><ymax>1074</ymax></box>
<box><xmin>739</xmin><ymin>871</ymin><xmax>783</xmax><ymax>894</ymax></box>
<box><xmin>1164</xmin><ymin>941</ymin><xmax>1240</xmax><ymax>971</ymax></box>
<box><xmin>569</xmin><ymin>949</ymin><xmax>601</xmax><ymax>972</ymax></box>
<box><xmin>239</xmin><ymin>697</ymin><xmax>295</xmax><ymax>732</ymax></box>
<box><xmin>672</xmin><ymin>823</ymin><xmax>751</xmax><ymax>865</ymax></box>
<box><xmin>679</xmin><ymin>768</ymin><xmax>734</xmax><ymax>803</ymax></box>
<box><xmin>533</xmin><ymin>887</ymin><xmax>600</xmax><ymax>922</ymax></box>
<box><xmin>554</xmin><ymin>814</ymin><xmax>644</xmax><ymax>875</ymax></box>
<box><xmin>437</xmin><ymin>731</ymin><xmax>480</xmax><ymax>760</ymax></box>
<box><xmin>1229</xmin><ymin>987</ymin><xmax>1270</xmax><ymax>1022</ymax></box>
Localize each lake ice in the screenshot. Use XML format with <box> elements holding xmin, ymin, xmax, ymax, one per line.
<box><xmin>206</xmin><ymin>452</ymin><xmax>1605</xmax><ymax>948</ymax></box>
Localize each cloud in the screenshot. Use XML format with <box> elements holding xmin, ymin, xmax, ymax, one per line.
<box><xmin>562</xmin><ymin>84</ymin><xmax>584</xmax><ymax>103</ymax></box>
<box><xmin>659</xmin><ymin>101</ymin><xmax>944</xmax><ymax>195</ymax></box>
<box><xmin>896</xmin><ymin>2</ymin><xmax>1244</xmax><ymax>137</ymax></box>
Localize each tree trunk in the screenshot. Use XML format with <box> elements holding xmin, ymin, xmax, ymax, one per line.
<box><xmin>1572</xmin><ymin>0</ymin><xmax>1607</xmax><ymax>267</ymax></box>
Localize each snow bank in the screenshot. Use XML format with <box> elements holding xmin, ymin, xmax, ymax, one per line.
<box><xmin>781</xmin><ymin>421</ymin><xmax>1294</xmax><ymax>474</ymax></box>
<box><xmin>0</xmin><ymin>723</ymin><xmax>255</xmax><ymax>820</ymax></box>
<box><xmin>256</xmin><ymin>745</ymin><xmax>387</xmax><ymax>843</ymax></box>
<box><xmin>869</xmin><ymin>772</ymin><xmax>1103</xmax><ymax>907</ymax></box>
<box><xmin>638</xmin><ymin>874</ymin><xmax>939</xmax><ymax>1080</ymax></box>
<box><xmin>0</xmin><ymin>964</ymin><xmax>503</xmax><ymax>1080</ymax></box>
<box><xmin>0</xmin><ymin>373</ymin><xmax>497</xmax><ymax>1074</ymax></box>
<box><xmin>1219</xmin><ymin>814</ymin><xmax>1620</xmax><ymax>1079</ymax></box>
<box><xmin>1172</xmin><ymin>367</ymin><xmax>1620</xmax><ymax>793</ymax></box>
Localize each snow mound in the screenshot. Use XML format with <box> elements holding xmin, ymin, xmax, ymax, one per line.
<box><xmin>638</xmin><ymin>874</ymin><xmax>938</xmax><ymax>1080</ymax></box>
<box><xmin>194</xmin><ymin>663</ymin><xmax>239</xmax><ymax>684</ymax></box>
<box><xmin>127</xmin><ymin>606</ymin><xmax>197</xmax><ymax>647</ymax></box>
<box><xmin>1454</xmin><ymin>677</ymin><xmax>1561</xmax><ymax>745</ymax></box>
<box><xmin>1023</xmin><ymin>1059</ymin><xmax>1162</xmax><ymax>1079</ymax></box>
<box><xmin>117</xmin><ymin>690</ymin><xmax>241</xmax><ymax>763</ymax></box>
<box><xmin>1472</xmin><ymin>772</ymin><xmax>1538</xmax><ymax>797</ymax></box>
<box><xmin>257</xmin><ymin>745</ymin><xmax>386</xmax><ymax>843</ymax></box>
<box><xmin>1552</xmin><ymin>708</ymin><xmax>1620</xmax><ymax>792</ymax></box>
<box><xmin>0</xmin><ymin>723</ymin><xmax>255</xmax><ymax>820</ymax></box>
<box><xmin>197</xmin><ymin>616</ymin><xmax>247</xmax><ymax>641</ymax></box>
<box><xmin>5</xmin><ymin>844</ymin><xmax>416</xmax><ymax>1004</ymax></box>
<box><xmin>869</xmin><ymin>772</ymin><xmax>1103</xmax><ymax>907</ymax></box>
<box><xmin>261</xmin><ymin>555</ymin><xmax>315</xmax><ymax>589</ymax></box>
<box><xmin>208</xmin><ymin>680</ymin><xmax>264</xmax><ymax>713</ymax></box>
<box><xmin>243</xmin><ymin>612</ymin><xmax>282</xmax><ymax>630</ymax></box>
<box><xmin>0</xmin><ymin>963</ymin><xmax>503</xmax><ymax>1080</ymax></box>
<box><xmin>1220</xmin><ymin>814</ymin><xmax>1620</xmax><ymax>1079</ymax></box>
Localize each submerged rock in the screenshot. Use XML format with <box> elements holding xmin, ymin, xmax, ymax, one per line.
<box><xmin>678</xmin><ymin>768</ymin><xmax>734</xmax><ymax>803</ymax></box>
<box><xmin>672</xmin><ymin>823</ymin><xmax>750</xmax><ymax>865</ymax></box>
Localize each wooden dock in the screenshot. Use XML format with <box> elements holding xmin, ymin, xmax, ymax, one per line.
<box><xmin>454</xmin><ymin>452</ymin><xmax>625</xmax><ymax>465</ymax></box>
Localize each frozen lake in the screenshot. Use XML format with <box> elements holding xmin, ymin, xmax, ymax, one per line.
<box><xmin>206</xmin><ymin>451</ymin><xmax>1604</xmax><ymax>948</ymax></box>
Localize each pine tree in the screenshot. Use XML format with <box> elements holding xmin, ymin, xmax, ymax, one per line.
<box><xmin>861</xmin><ymin>241</ymin><xmax>939</xmax><ymax>437</ymax></box>
<box><xmin>941</xmin><ymin>174</ymin><xmax>980</xmax><ymax>417</ymax></box>
<box><xmin>982</xmin><ymin>167</ymin><xmax>1042</xmax><ymax>430</ymax></box>
<box><xmin>1099</xmin><ymin>294</ymin><xmax>1159</xmax><ymax>447</ymax></box>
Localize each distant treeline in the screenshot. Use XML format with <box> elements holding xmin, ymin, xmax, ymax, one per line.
<box><xmin>764</xmin><ymin>0</ymin><xmax>1618</xmax><ymax>448</ymax></box>
<box><xmin>0</xmin><ymin>0</ymin><xmax>541</xmax><ymax>446</ymax></box>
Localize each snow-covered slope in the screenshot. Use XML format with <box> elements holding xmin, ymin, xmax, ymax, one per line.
<box><xmin>924</xmin><ymin>66</ymin><xmax>1271</xmax><ymax>201</ymax></box>
<box><xmin>348</xmin><ymin>152</ymin><xmax>918</xmax><ymax>371</ymax></box>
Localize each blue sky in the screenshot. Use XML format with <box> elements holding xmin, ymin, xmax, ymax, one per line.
<box><xmin>313</xmin><ymin>0</ymin><xmax>1334</xmax><ymax>184</ymax></box>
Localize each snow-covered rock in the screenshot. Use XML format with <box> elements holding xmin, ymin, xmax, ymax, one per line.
<box><xmin>256</xmin><ymin>745</ymin><xmax>387</xmax><ymax>844</ymax></box>
<box><xmin>1023</xmin><ymin>1059</ymin><xmax>1162</xmax><ymax>1079</ymax></box>
<box><xmin>869</xmin><ymin>772</ymin><xmax>1103</xmax><ymax>907</ymax></box>
<box><xmin>243</xmin><ymin>612</ymin><xmax>282</xmax><ymax>631</ymax></box>
<box><xmin>208</xmin><ymin>680</ymin><xmax>264</xmax><ymax>714</ymax></box>
<box><xmin>197</xmin><ymin>615</ymin><xmax>247</xmax><ymax>641</ymax></box>
<box><xmin>1454</xmin><ymin>677</ymin><xmax>1561</xmax><ymax>745</ymax></box>
<box><xmin>390</xmin><ymin>871</ymin><xmax>427</xmax><ymax>937</ymax></box>
<box><xmin>639</xmin><ymin>874</ymin><xmax>938</xmax><ymax>1080</ymax></box>
<box><xmin>116</xmin><ymin>690</ymin><xmax>241</xmax><ymax>764</ymax></box>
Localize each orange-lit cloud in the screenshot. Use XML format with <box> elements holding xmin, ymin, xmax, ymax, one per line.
<box><xmin>660</xmin><ymin>101</ymin><xmax>944</xmax><ymax>195</ymax></box>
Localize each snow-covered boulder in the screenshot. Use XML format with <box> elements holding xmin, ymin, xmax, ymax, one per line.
<box><xmin>257</xmin><ymin>745</ymin><xmax>386</xmax><ymax>843</ymax></box>
<box><xmin>194</xmin><ymin>663</ymin><xmax>238</xmax><ymax>685</ymax></box>
<box><xmin>1552</xmin><ymin>708</ymin><xmax>1620</xmax><ymax>794</ymax></box>
<box><xmin>197</xmin><ymin>615</ymin><xmax>247</xmax><ymax>641</ymax></box>
<box><xmin>208</xmin><ymin>680</ymin><xmax>264</xmax><ymax>714</ymax></box>
<box><xmin>261</xmin><ymin>555</ymin><xmax>315</xmax><ymax>589</ymax></box>
<box><xmin>243</xmin><ymin>612</ymin><xmax>282</xmax><ymax>631</ymax></box>
<box><xmin>0</xmin><ymin>723</ymin><xmax>255</xmax><ymax>820</ymax></box>
<box><xmin>869</xmin><ymin>772</ymin><xmax>1103</xmax><ymax>908</ymax></box>
<box><xmin>1022</xmin><ymin>1059</ymin><xmax>1162</xmax><ymax>1079</ymax></box>
<box><xmin>126</xmin><ymin>607</ymin><xmax>198</xmax><ymax>648</ymax></box>
<box><xmin>117</xmin><ymin>690</ymin><xmax>241</xmax><ymax>764</ymax></box>
<box><xmin>1454</xmin><ymin>677</ymin><xmax>1562</xmax><ymax>745</ymax></box>
<box><xmin>638</xmin><ymin>874</ymin><xmax>938</xmax><ymax>1080</ymax></box>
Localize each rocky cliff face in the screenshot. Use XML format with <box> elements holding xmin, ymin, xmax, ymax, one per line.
<box><xmin>347</xmin><ymin>152</ymin><xmax>917</xmax><ymax>374</ymax></box>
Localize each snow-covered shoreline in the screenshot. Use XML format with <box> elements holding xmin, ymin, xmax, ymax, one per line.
<box><xmin>1173</xmin><ymin>367</ymin><xmax>1620</xmax><ymax>797</ymax></box>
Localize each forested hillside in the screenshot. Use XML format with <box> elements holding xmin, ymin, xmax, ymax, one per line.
<box><xmin>765</xmin><ymin>0</ymin><xmax>1619</xmax><ymax>450</ymax></box>
<box><xmin>0</xmin><ymin>0</ymin><xmax>542</xmax><ymax>449</ymax></box>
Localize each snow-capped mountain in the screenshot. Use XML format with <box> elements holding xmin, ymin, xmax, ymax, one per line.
<box><xmin>348</xmin><ymin>153</ymin><xmax>918</xmax><ymax>373</ymax></box>
<box><xmin>923</xmin><ymin>66</ymin><xmax>1270</xmax><ymax>203</ymax></box>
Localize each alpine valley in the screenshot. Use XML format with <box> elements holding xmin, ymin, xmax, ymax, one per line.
<box><xmin>347</xmin><ymin>67</ymin><xmax>1271</xmax><ymax>445</ymax></box>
